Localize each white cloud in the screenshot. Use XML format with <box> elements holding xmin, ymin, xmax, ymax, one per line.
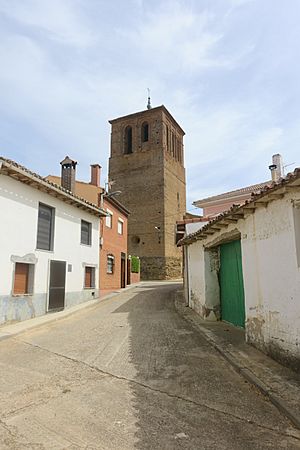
<box><xmin>0</xmin><ymin>0</ymin><xmax>300</xmax><ymax>211</ymax></box>
<box><xmin>0</xmin><ymin>0</ymin><xmax>95</xmax><ymax>47</ymax></box>
<box><xmin>117</xmin><ymin>3</ymin><xmax>230</xmax><ymax>74</ymax></box>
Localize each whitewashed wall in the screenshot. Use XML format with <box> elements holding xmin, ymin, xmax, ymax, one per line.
<box><xmin>187</xmin><ymin>240</ymin><xmax>205</xmax><ymax>315</ymax></box>
<box><xmin>184</xmin><ymin>190</ymin><xmax>300</xmax><ymax>369</ymax></box>
<box><xmin>242</xmin><ymin>193</ymin><xmax>300</xmax><ymax>369</ymax></box>
<box><xmin>0</xmin><ymin>174</ymin><xmax>100</xmax><ymax>324</ymax></box>
<box><xmin>186</xmin><ymin>221</ymin><xmax>208</xmax><ymax>234</ymax></box>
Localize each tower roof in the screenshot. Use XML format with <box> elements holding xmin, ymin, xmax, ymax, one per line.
<box><xmin>109</xmin><ymin>105</ymin><xmax>185</xmax><ymax>135</ymax></box>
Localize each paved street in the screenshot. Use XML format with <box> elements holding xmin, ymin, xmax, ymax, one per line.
<box><xmin>0</xmin><ymin>282</ymin><xmax>300</xmax><ymax>449</ymax></box>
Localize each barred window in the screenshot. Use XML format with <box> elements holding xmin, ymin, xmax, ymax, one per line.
<box><xmin>107</xmin><ymin>255</ymin><xmax>115</xmax><ymax>274</ymax></box>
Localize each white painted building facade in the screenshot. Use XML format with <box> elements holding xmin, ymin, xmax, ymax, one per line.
<box><xmin>180</xmin><ymin>169</ymin><xmax>300</xmax><ymax>371</ymax></box>
<box><xmin>0</xmin><ymin>158</ymin><xmax>106</xmax><ymax>325</ymax></box>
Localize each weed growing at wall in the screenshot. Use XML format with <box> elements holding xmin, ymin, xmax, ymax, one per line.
<box><xmin>131</xmin><ymin>256</ymin><xmax>140</xmax><ymax>273</ymax></box>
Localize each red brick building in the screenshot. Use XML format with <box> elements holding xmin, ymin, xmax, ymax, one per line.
<box><xmin>100</xmin><ymin>194</ymin><xmax>130</xmax><ymax>291</ymax></box>
<box><xmin>47</xmin><ymin>160</ymin><xmax>133</xmax><ymax>293</ymax></box>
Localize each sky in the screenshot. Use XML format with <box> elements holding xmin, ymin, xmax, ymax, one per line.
<box><xmin>1</xmin><ymin>0</ymin><xmax>300</xmax><ymax>210</ymax></box>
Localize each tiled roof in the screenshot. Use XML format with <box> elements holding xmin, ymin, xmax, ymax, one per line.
<box><xmin>176</xmin><ymin>217</ymin><xmax>208</xmax><ymax>225</ymax></box>
<box><xmin>47</xmin><ymin>174</ymin><xmax>130</xmax><ymax>216</ymax></box>
<box><xmin>179</xmin><ymin>168</ymin><xmax>300</xmax><ymax>246</ymax></box>
<box><xmin>193</xmin><ymin>181</ymin><xmax>271</xmax><ymax>206</ymax></box>
<box><xmin>0</xmin><ymin>156</ymin><xmax>107</xmax><ymax>217</ymax></box>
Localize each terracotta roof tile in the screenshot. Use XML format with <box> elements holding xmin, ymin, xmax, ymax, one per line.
<box><xmin>0</xmin><ymin>156</ymin><xmax>107</xmax><ymax>217</ymax></box>
<box><xmin>193</xmin><ymin>181</ymin><xmax>272</xmax><ymax>206</ymax></box>
<box><xmin>179</xmin><ymin>168</ymin><xmax>300</xmax><ymax>246</ymax></box>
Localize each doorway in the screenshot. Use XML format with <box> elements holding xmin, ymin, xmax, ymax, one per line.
<box><xmin>121</xmin><ymin>253</ymin><xmax>126</xmax><ymax>288</ymax></box>
<box><xmin>219</xmin><ymin>240</ymin><xmax>245</xmax><ymax>328</ymax></box>
<box><xmin>48</xmin><ymin>260</ymin><xmax>66</xmax><ymax>311</ymax></box>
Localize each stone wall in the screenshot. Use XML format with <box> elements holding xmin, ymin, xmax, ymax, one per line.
<box><xmin>140</xmin><ymin>256</ymin><xmax>182</xmax><ymax>280</ymax></box>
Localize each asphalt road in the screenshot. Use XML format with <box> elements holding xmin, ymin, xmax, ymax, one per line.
<box><xmin>0</xmin><ymin>282</ymin><xmax>299</xmax><ymax>449</ymax></box>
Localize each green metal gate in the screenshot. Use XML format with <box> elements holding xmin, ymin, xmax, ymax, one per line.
<box><xmin>220</xmin><ymin>240</ymin><xmax>245</xmax><ymax>328</ymax></box>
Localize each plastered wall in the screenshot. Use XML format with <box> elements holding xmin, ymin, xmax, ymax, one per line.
<box><xmin>184</xmin><ymin>190</ymin><xmax>300</xmax><ymax>369</ymax></box>
<box><xmin>0</xmin><ymin>175</ymin><xmax>100</xmax><ymax>324</ymax></box>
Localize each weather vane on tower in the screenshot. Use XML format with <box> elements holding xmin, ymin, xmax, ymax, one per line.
<box><xmin>147</xmin><ymin>88</ymin><xmax>152</xmax><ymax>110</ymax></box>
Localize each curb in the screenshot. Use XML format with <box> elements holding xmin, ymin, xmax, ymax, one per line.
<box><xmin>0</xmin><ymin>282</ymin><xmax>142</xmax><ymax>341</ymax></box>
<box><xmin>174</xmin><ymin>291</ymin><xmax>300</xmax><ymax>431</ymax></box>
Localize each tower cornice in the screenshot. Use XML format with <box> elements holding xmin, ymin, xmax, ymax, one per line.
<box><xmin>109</xmin><ymin>105</ymin><xmax>185</xmax><ymax>136</ymax></box>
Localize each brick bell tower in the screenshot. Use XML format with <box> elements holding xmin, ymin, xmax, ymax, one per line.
<box><xmin>108</xmin><ymin>101</ymin><xmax>186</xmax><ymax>280</ymax></box>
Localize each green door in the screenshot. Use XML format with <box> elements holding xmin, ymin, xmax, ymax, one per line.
<box><xmin>220</xmin><ymin>240</ymin><xmax>245</xmax><ymax>328</ymax></box>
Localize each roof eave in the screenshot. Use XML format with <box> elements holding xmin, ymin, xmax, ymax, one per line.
<box><xmin>180</xmin><ymin>169</ymin><xmax>300</xmax><ymax>246</ymax></box>
<box><xmin>0</xmin><ymin>159</ymin><xmax>107</xmax><ymax>218</ymax></box>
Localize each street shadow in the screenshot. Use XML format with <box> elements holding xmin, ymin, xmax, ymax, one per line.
<box><xmin>112</xmin><ymin>282</ymin><xmax>219</xmax><ymax>449</ymax></box>
<box><xmin>112</xmin><ymin>281</ymin><xmax>194</xmax><ymax>449</ymax></box>
<box><xmin>110</xmin><ymin>282</ymin><xmax>296</xmax><ymax>450</ymax></box>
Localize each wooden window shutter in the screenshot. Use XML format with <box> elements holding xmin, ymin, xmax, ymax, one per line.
<box><xmin>85</xmin><ymin>267</ymin><xmax>92</xmax><ymax>288</ymax></box>
<box><xmin>37</xmin><ymin>204</ymin><xmax>53</xmax><ymax>250</ymax></box>
<box><xmin>14</xmin><ymin>263</ymin><xmax>29</xmax><ymax>295</ymax></box>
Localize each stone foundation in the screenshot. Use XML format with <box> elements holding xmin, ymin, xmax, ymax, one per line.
<box><xmin>140</xmin><ymin>256</ymin><xmax>182</xmax><ymax>280</ymax></box>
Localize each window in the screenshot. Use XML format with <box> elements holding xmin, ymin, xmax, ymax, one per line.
<box><xmin>84</xmin><ymin>266</ymin><xmax>95</xmax><ymax>288</ymax></box>
<box><xmin>107</xmin><ymin>255</ymin><xmax>115</xmax><ymax>274</ymax></box>
<box><xmin>166</xmin><ymin>125</ymin><xmax>169</xmax><ymax>151</ymax></box>
<box><xmin>106</xmin><ymin>209</ymin><xmax>113</xmax><ymax>228</ymax></box>
<box><xmin>81</xmin><ymin>220</ymin><xmax>92</xmax><ymax>245</ymax></box>
<box><xmin>13</xmin><ymin>263</ymin><xmax>34</xmax><ymax>295</ymax></box>
<box><xmin>124</xmin><ymin>126</ymin><xmax>133</xmax><ymax>154</ymax></box>
<box><xmin>37</xmin><ymin>203</ymin><xmax>54</xmax><ymax>251</ymax></box>
<box><xmin>172</xmin><ymin>133</ymin><xmax>175</xmax><ymax>158</ymax></box>
<box><xmin>142</xmin><ymin>122</ymin><xmax>149</xmax><ymax>142</ymax></box>
<box><xmin>118</xmin><ymin>218</ymin><xmax>124</xmax><ymax>235</ymax></box>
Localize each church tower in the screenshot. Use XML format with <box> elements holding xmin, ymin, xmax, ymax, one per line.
<box><xmin>108</xmin><ymin>104</ymin><xmax>186</xmax><ymax>280</ymax></box>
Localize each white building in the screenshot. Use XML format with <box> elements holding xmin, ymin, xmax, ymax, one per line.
<box><xmin>0</xmin><ymin>157</ymin><xmax>106</xmax><ymax>325</ymax></box>
<box><xmin>179</xmin><ymin>168</ymin><xmax>300</xmax><ymax>371</ymax></box>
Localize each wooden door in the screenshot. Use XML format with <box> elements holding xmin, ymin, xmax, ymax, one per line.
<box><xmin>48</xmin><ymin>260</ymin><xmax>66</xmax><ymax>311</ymax></box>
<box><xmin>220</xmin><ymin>240</ymin><xmax>245</xmax><ymax>328</ymax></box>
<box><xmin>121</xmin><ymin>253</ymin><xmax>126</xmax><ymax>288</ymax></box>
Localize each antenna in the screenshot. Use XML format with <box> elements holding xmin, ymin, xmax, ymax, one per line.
<box><xmin>147</xmin><ymin>88</ymin><xmax>152</xmax><ymax>110</ymax></box>
<box><xmin>283</xmin><ymin>162</ymin><xmax>296</xmax><ymax>176</ymax></box>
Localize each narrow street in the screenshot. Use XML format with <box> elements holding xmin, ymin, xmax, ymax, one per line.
<box><xmin>0</xmin><ymin>282</ymin><xmax>299</xmax><ymax>450</ymax></box>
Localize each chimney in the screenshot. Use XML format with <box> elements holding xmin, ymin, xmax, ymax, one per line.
<box><xmin>269</xmin><ymin>154</ymin><xmax>283</xmax><ymax>182</ymax></box>
<box><xmin>90</xmin><ymin>164</ymin><xmax>101</xmax><ymax>187</ymax></box>
<box><xmin>60</xmin><ymin>156</ymin><xmax>77</xmax><ymax>192</ymax></box>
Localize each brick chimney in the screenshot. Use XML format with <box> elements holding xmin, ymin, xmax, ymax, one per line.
<box><xmin>269</xmin><ymin>154</ymin><xmax>283</xmax><ymax>182</ymax></box>
<box><xmin>90</xmin><ymin>164</ymin><xmax>101</xmax><ymax>187</ymax></box>
<box><xmin>60</xmin><ymin>156</ymin><xmax>77</xmax><ymax>192</ymax></box>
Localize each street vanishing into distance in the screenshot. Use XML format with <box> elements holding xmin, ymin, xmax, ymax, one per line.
<box><xmin>0</xmin><ymin>282</ymin><xmax>299</xmax><ymax>449</ymax></box>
